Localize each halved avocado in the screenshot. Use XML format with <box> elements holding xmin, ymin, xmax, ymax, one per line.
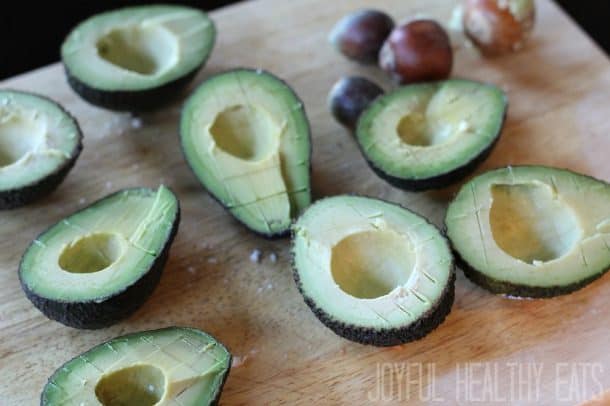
<box><xmin>180</xmin><ymin>69</ymin><xmax>311</xmax><ymax>237</ymax></box>
<box><xmin>41</xmin><ymin>327</ymin><xmax>231</xmax><ymax>406</ymax></box>
<box><xmin>292</xmin><ymin>195</ymin><xmax>455</xmax><ymax>346</ymax></box>
<box><xmin>356</xmin><ymin>79</ymin><xmax>507</xmax><ymax>191</ymax></box>
<box><xmin>0</xmin><ymin>90</ymin><xmax>82</xmax><ymax>209</ymax></box>
<box><xmin>61</xmin><ymin>5</ymin><xmax>215</xmax><ymax>111</ymax></box>
<box><xmin>445</xmin><ymin>166</ymin><xmax>610</xmax><ymax>298</ymax></box>
<box><xmin>19</xmin><ymin>186</ymin><xmax>180</xmax><ymax>329</ymax></box>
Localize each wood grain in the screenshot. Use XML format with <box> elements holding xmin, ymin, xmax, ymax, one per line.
<box><xmin>1</xmin><ymin>0</ymin><xmax>610</xmax><ymax>404</ymax></box>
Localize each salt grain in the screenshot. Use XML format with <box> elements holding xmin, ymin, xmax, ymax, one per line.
<box><xmin>268</xmin><ymin>252</ymin><xmax>278</xmax><ymax>263</ymax></box>
<box><xmin>249</xmin><ymin>249</ymin><xmax>262</xmax><ymax>263</ymax></box>
<box><xmin>187</xmin><ymin>266</ymin><xmax>195</xmax><ymax>274</ymax></box>
<box><xmin>131</xmin><ymin>117</ymin><xmax>143</xmax><ymax>129</ymax></box>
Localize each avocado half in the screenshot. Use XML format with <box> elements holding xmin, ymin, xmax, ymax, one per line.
<box><xmin>292</xmin><ymin>195</ymin><xmax>455</xmax><ymax>346</ymax></box>
<box><xmin>41</xmin><ymin>327</ymin><xmax>231</xmax><ymax>406</ymax></box>
<box><xmin>356</xmin><ymin>79</ymin><xmax>507</xmax><ymax>191</ymax></box>
<box><xmin>61</xmin><ymin>5</ymin><xmax>216</xmax><ymax>111</ymax></box>
<box><xmin>445</xmin><ymin>166</ymin><xmax>610</xmax><ymax>298</ymax></box>
<box><xmin>19</xmin><ymin>186</ymin><xmax>180</xmax><ymax>329</ymax></box>
<box><xmin>180</xmin><ymin>69</ymin><xmax>312</xmax><ymax>237</ymax></box>
<box><xmin>0</xmin><ymin>90</ymin><xmax>82</xmax><ymax>209</ymax></box>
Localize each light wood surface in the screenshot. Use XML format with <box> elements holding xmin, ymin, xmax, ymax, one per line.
<box><xmin>1</xmin><ymin>0</ymin><xmax>610</xmax><ymax>404</ymax></box>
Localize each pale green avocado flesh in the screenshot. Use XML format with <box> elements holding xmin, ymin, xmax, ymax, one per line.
<box><xmin>62</xmin><ymin>5</ymin><xmax>215</xmax><ymax>91</ymax></box>
<box><xmin>41</xmin><ymin>327</ymin><xmax>231</xmax><ymax>406</ymax></box>
<box><xmin>0</xmin><ymin>90</ymin><xmax>80</xmax><ymax>191</ymax></box>
<box><xmin>20</xmin><ymin>186</ymin><xmax>178</xmax><ymax>302</ymax></box>
<box><xmin>445</xmin><ymin>166</ymin><xmax>610</xmax><ymax>296</ymax></box>
<box><xmin>292</xmin><ymin>195</ymin><xmax>453</xmax><ymax>343</ymax></box>
<box><xmin>180</xmin><ymin>69</ymin><xmax>311</xmax><ymax>236</ymax></box>
<box><xmin>356</xmin><ymin>79</ymin><xmax>506</xmax><ymax>184</ymax></box>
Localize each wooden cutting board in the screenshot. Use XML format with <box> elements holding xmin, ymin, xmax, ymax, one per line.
<box><xmin>1</xmin><ymin>0</ymin><xmax>609</xmax><ymax>404</ymax></box>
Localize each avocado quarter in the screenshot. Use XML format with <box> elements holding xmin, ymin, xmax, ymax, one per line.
<box><xmin>291</xmin><ymin>195</ymin><xmax>455</xmax><ymax>346</ymax></box>
<box><xmin>445</xmin><ymin>166</ymin><xmax>610</xmax><ymax>298</ymax></box>
<box><xmin>356</xmin><ymin>79</ymin><xmax>507</xmax><ymax>191</ymax></box>
<box><xmin>61</xmin><ymin>5</ymin><xmax>216</xmax><ymax>111</ymax></box>
<box><xmin>0</xmin><ymin>90</ymin><xmax>82</xmax><ymax>209</ymax></box>
<box><xmin>41</xmin><ymin>327</ymin><xmax>231</xmax><ymax>406</ymax></box>
<box><xmin>19</xmin><ymin>186</ymin><xmax>180</xmax><ymax>329</ymax></box>
<box><xmin>180</xmin><ymin>69</ymin><xmax>312</xmax><ymax>238</ymax></box>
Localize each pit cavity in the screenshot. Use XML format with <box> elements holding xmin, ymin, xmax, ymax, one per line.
<box><xmin>0</xmin><ymin>112</ymin><xmax>46</xmax><ymax>168</ymax></box>
<box><xmin>58</xmin><ymin>233</ymin><xmax>125</xmax><ymax>274</ymax></box>
<box><xmin>331</xmin><ymin>230</ymin><xmax>415</xmax><ymax>299</ymax></box>
<box><xmin>96</xmin><ymin>25</ymin><xmax>178</xmax><ymax>75</ymax></box>
<box><xmin>210</xmin><ymin>104</ymin><xmax>280</xmax><ymax>161</ymax></box>
<box><xmin>489</xmin><ymin>182</ymin><xmax>582</xmax><ymax>264</ymax></box>
<box><xmin>396</xmin><ymin>86</ymin><xmax>476</xmax><ymax>147</ymax></box>
<box><xmin>95</xmin><ymin>364</ymin><xmax>165</xmax><ymax>406</ymax></box>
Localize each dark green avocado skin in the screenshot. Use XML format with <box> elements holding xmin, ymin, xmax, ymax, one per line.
<box><xmin>65</xmin><ymin>66</ymin><xmax>200</xmax><ymax>112</ymax></box>
<box><xmin>294</xmin><ymin>268</ymin><xmax>455</xmax><ymax>346</ymax></box>
<box><xmin>0</xmin><ymin>93</ymin><xmax>83</xmax><ymax>209</ymax></box>
<box><xmin>40</xmin><ymin>327</ymin><xmax>232</xmax><ymax>406</ymax></box>
<box><xmin>179</xmin><ymin>68</ymin><xmax>313</xmax><ymax>239</ymax></box>
<box><xmin>452</xmin><ymin>247</ymin><xmax>609</xmax><ymax>299</ymax></box>
<box><xmin>19</xmin><ymin>194</ymin><xmax>180</xmax><ymax>329</ymax></box>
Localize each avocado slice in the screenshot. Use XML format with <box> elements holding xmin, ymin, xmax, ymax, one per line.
<box><xmin>292</xmin><ymin>195</ymin><xmax>455</xmax><ymax>346</ymax></box>
<box><xmin>356</xmin><ymin>79</ymin><xmax>507</xmax><ymax>191</ymax></box>
<box><xmin>19</xmin><ymin>186</ymin><xmax>180</xmax><ymax>329</ymax></box>
<box><xmin>41</xmin><ymin>327</ymin><xmax>231</xmax><ymax>406</ymax></box>
<box><xmin>61</xmin><ymin>5</ymin><xmax>215</xmax><ymax>111</ymax></box>
<box><xmin>0</xmin><ymin>90</ymin><xmax>82</xmax><ymax>209</ymax></box>
<box><xmin>180</xmin><ymin>69</ymin><xmax>311</xmax><ymax>237</ymax></box>
<box><xmin>445</xmin><ymin>166</ymin><xmax>610</xmax><ymax>298</ymax></box>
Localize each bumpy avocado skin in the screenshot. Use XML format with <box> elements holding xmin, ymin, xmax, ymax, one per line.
<box><xmin>180</xmin><ymin>68</ymin><xmax>313</xmax><ymax>239</ymax></box>
<box><xmin>0</xmin><ymin>92</ymin><xmax>83</xmax><ymax>209</ymax></box>
<box><xmin>356</xmin><ymin>90</ymin><xmax>507</xmax><ymax>192</ymax></box>
<box><xmin>40</xmin><ymin>327</ymin><xmax>232</xmax><ymax>406</ymax></box>
<box><xmin>19</xmin><ymin>190</ymin><xmax>180</xmax><ymax>329</ymax></box>
<box><xmin>290</xmin><ymin>197</ymin><xmax>455</xmax><ymax>346</ymax></box>
<box><xmin>65</xmin><ymin>66</ymin><xmax>201</xmax><ymax>112</ymax></box>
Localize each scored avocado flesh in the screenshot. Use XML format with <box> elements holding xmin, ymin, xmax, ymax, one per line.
<box><xmin>181</xmin><ymin>69</ymin><xmax>311</xmax><ymax>236</ymax></box>
<box><xmin>41</xmin><ymin>327</ymin><xmax>231</xmax><ymax>406</ymax></box>
<box><xmin>445</xmin><ymin>166</ymin><xmax>610</xmax><ymax>297</ymax></box>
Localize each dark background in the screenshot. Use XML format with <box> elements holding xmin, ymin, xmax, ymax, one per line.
<box><xmin>1</xmin><ymin>1</ymin><xmax>608</xmax><ymax>80</ymax></box>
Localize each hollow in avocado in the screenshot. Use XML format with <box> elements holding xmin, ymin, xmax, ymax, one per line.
<box><xmin>356</xmin><ymin>79</ymin><xmax>507</xmax><ymax>191</ymax></box>
<box><xmin>180</xmin><ymin>69</ymin><xmax>311</xmax><ymax>237</ymax></box>
<box><xmin>19</xmin><ymin>186</ymin><xmax>180</xmax><ymax>329</ymax></box>
<box><xmin>292</xmin><ymin>195</ymin><xmax>455</xmax><ymax>346</ymax></box>
<box><xmin>41</xmin><ymin>327</ymin><xmax>231</xmax><ymax>406</ymax></box>
<box><xmin>61</xmin><ymin>5</ymin><xmax>216</xmax><ymax>111</ymax></box>
<box><xmin>445</xmin><ymin>166</ymin><xmax>610</xmax><ymax>298</ymax></box>
<box><xmin>0</xmin><ymin>90</ymin><xmax>82</xmax><ymax>209</ymax></box>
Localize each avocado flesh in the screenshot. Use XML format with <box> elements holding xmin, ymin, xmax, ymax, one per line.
<box><xmin>19</xmin><ymin>186</ymin><xmax>179</xmax><ymax>328</ymax></box>
<box><xmin>0</xmin><ymin>91</ymin><xmax>81</xmax><ymax>208</ymax></box>
<box><xmin>62</xmin><ymin>5</ymin><xmax>215</xmax><ymax>110</ymax></box>
<box><xmin>445</xmin><ymin>166</ymin><xmax>610</xmax><ymax>297</ymax></box>
<box><xmin>356</xmin><ymin>79</ymin><xmax>506</xmax><ymax>190</ymax></box>
<box><xmin>292</xmin><ymin>195</ymin><xmax>454</xmax><ymax>346</ymax></box>
<box><xmin>181</xmin><ymin>69</ymin><xmax>311</xmax><ymax>237</ymax></box>
<box><xmin>41</xmin><ymin>327</ymin><xmax>231</xmax><ymax>406</ymax></box>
